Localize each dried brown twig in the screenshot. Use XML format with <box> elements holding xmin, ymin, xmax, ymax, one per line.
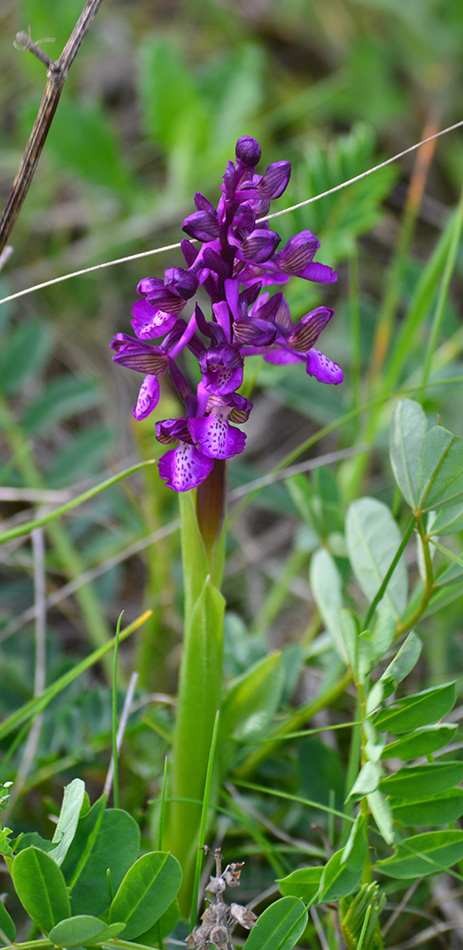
<box><xmin>187</xmin><ymin>848</ymin><xmax>257</xmax><ymax>950</ymax></box>
<box><xmin>0</xmin><ymin>0</ymin><xmax>104</xmax><ymax>257</ymax></box>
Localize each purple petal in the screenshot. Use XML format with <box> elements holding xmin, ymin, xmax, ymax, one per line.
<box><xmin>212</xmin><ymin>301</ymin><xmax>232</xmax><ymax>340</ymax></box>
<box><xmin>199</xmin><ymin>345</ymin><xmax>243</xmax><ymax>395</ymax></box>
<box><xmin>181</xmin><ymin>238</ymin><xmax>199</xmax><ymax>267</ymax></box>
<box><xmin>274</xmin><ymin>230</ymin><xmax>319</xmax><ymax>275</ymax></box>
<box><xmin>189</xmin><ymin>411</ymin><xmax>246</xmax><ymax>459</ymax></box>
<box><xmin>240</xmin><ymin>228</ymin><xmax>281</xmax><ymax>263</ymax></box>
<box><xmin>224</xmin><ymin>278</ymin><xmax>240</xmax><ymax>318</ymax></box>
<box><xmin>238</xmin><ymin>264</ymin><xmax>290</xmax><ymax>287</ymax></box>
<box><xmin>158</xmin><ymin>443</ymin><xmax>214</xmax><ymax>491</ymax></box>
<box><xmin>222</xmin><ymin>161</ymin><xmax>237</xmax><ymax>203</ymax></box>
<box><xmin>288</xmin><ymin>307</ymin><xmax>334</xmax><ymax>352</ymax></box>
<box><xmin>110</xmin><ymin>335</ymin><xmax>168</xmax><ymax>375</ymax></box>
<box><xmin>131</xmin><ymin>299</ymin><xmax>177</xmax><ymax>339</ymax></box>
<box><xmin>202</xmin><ymin>247</ymin><xmax>231</xmax><ymax>278</ymax></box>
<box><xmin>275</xmin><ymin>294</ymin><xmax>292</xmax><ymax>329</ymax></box>
<box><xmin>145</xmin><ymin>287</ymin><xmax>188</xmax><ymax>315</ymax></box>
<box><xmin>133</xmin><ymin>375</ymin><xmax>160</xmax><ymax>420</ymax></box>
<box><xmin>155</xmin><ymin>418</ymin><xmax>191</xmax><ymax>444</ymax></box>
<box><xmin>233</xmin><ymin>317</ymin><xmax>277</xmax><ymax>346</ymax></box>
<box><xmin>205</xmin><ymin>391</ymin><xmax>252</xmax><ymax>422</ymax></box>
<box><xmin>164</xmin><ymin>267</ymin><xmax>198</xmax><ymax>299</ymax></box>
<box><xmin>306</xmin><ymin>348</ymin><xmax>343</xmax><ymax>384</ymax></box>
<box><xmin>251</xmin><ymin>291</ymin><xmax>283</xmax><ymax>323</ymax></box>
<box><xmin>233</xmin><ymin>205</ymin><xmax>256</xmax><ymax>239</ymax></box>
<box><xmin>264</xmin><ymin>349</ymin><xmax>302</xmax><ymax>366</ymax></box>
<box><xmin>137</xmin><ymin>277</ymin><xmax>163</xmax><ymax>296</ymax></box>
<box><xmin>240</xmin><ymin>281</ymin><xmax>262</xmax><ymax>308</ymax></box>
<box><xmin>194</xmin><ymin>192</ymin><xmax>217</xmax><ymax>214</ymax></box>
<box><xmin>182</xmin><ymin>210</ymin><xmax>221</xmax><ymax>241</ymax></box>
<box><xmin>298</xmin><ymin>262</ymin><xmax>338</xmax><ymax>284</ymax></box>
<box><xmin>257</xmin><ymin>161</ymin><xmax>291</xmax><ymax>199</ymax></box>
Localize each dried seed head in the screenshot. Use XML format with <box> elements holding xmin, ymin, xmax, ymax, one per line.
<box><xmin>188</xmin><ymin>848</ymin><xmax>257</xmax><ymax>950</ymax></box>
<box><xmin>222</xmin><ymin>861</ymin><xmax>245</xmax><ymax>887</ymax></box>
<box><xmin>201</xmin><ymin>901</ymin><xmax>226</xmax><ymax>925</ymax></box>
<box><xmin>186</xmin><ymin>924</ymin><xmax>210</xmax><ymax>949</ymax></box>
<box><xmin>229</xmin><ymin>902</ymin><xmax>258</xmax><ymax>929</ymax></box>
<box><xmin>207</xmin><ymin>875</ymin><xmax>227</xmax><ymax>895</ymax></box>
<box><xmin>209</xmin><ymin>925</ymin><xmax>232</xmax><ymax>950</ymax></box>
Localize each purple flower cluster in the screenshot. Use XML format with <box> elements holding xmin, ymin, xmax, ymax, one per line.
<box><xmin>111</xmin><ymin>137</ymin><xmax>342</xmax><ymax>492</ymax></box>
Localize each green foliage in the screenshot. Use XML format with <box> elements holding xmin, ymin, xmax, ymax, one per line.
<box><xmin>0</xmin><ymin>896</ymin><xmax>16</xmax><ymax>943</ymax></box>
<box><xmin>340</xmin><ymin>883</ymin><xmax>385</xmax><ymax>950</ymax></box>
<box><xmin>4</xmin><ymin>781</ymin><xmax>182</xmax><ymax>948</ymax></box>
<box><xmin>372</xmin><ymin>681</ymin><xmax>456</xmax><ymax>733</ymax></box>
<box><xmin>62</xmin><ymin>799</ymin><xmax>140</xmax><ymax>916</ymax></box>
<box><xmin>278</xmin><ymin>866</ymin><xmax>323</xmax><ymax>904</ymax></box>
<box><xmin>0</xmin><ymin>319</ymin><xmax>53</xmax><ymax>395</ymax></box>
<box><xmin>345</xmin><ymin>497</ymin><xmax>408</xmax><ymax>618</ymax></box>
<box><xmin>11</xmin><ymin>847</ymin><xmax>71</xmax><ymax>933</ymax></box>
<box><xmin>244</xmin><ymin>896</ymin><xmax>308</xmax><ymax>950</ymax></box>
<box><xmin>50</xmin><ymin>777</ymin><xmax>86</xmax><ymax>866</ymax></box>
<box><xmin>22</xmin><ymin>376</ymin><xmax>101</xmax><ymax>436</ymax></box>
<box><xmin>219</xmin><ymin>654</ymin><xmax>284</xmax><ymax>745</ymax></box>
<box><xmin>108</xmin><ymin>852</ymin><xmax>182</xmax><ymax>938</ymax></box>
<box><xmin>377</xmin><ymin>830</ymin><xmax>463</xmax><ymax>879</ymax></box>
<box><xmin>49</xmin><ymin>916</ymin><xmax>126</xmax><ymax>947</ymax></box>
<box><xmin>299</xmin><ymin>124</ymin><xmax>398</xmax><ymax>257</ymax></box>
<box><xmin>320</xmin><ymin>817</ymin><xmax>368</xmax><ymax>901</ymax></box>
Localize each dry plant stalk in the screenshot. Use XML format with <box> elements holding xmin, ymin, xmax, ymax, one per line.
<box><xmin>0</xmin><ymin>0</ymin><xmax>104</xmax><ymax>256</ymax></box>
<box><xmin>187</xmin><ymin>847</ymin><xmax>257</xmax><ymax>950</ymax></box>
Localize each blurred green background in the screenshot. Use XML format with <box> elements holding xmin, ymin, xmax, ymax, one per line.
<box><xmin>1</xmin><ymin>0</ymin><xmax>463</xmax><ymax>833</ymax></box>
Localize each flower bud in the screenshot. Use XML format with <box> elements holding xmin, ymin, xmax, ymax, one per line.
<box><xmin>235</xmin><ymin>136</ymin><xmax>262</xmax><ymax>167</ymax></box>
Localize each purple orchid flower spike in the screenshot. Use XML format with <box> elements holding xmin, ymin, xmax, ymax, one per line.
<box><xmin>111</xmin><ymin>135</ymin><xmax>342</xmax><ymax>492</ymax></box>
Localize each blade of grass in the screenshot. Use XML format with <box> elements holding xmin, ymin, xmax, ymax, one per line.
<box><xmin>235</xmin><ymin>779</ymin><xmax>354</xmax><ymax>824</ymax></box>
<box><xmin>0</xmin><ymin>394</ymin><xmax>132</xmax><ymax>669</ymax></box>
<box><xmin>0</xmin><ymin>459</ymin><xmax>156</xmax><ymax>544</ymax></box>
<box><xmin>420</xmin><ymin>179</ymin><xmax>463</xmax><ymax>398</ymax></box>
<box><xmin>158</xmin><ymin>757</ymin><xmax>169</xmax><ymax>851</ymax></box>
<box><xmin>190</xmin><ymin>710</ymin><xmax>221</xmax><ymax>933</ymax></box>
<box><xmin>111</xmin><ymin>613</ymin><xmax>123</xmax><ymax>809</ymax></box>
<box><xmin>369</xmin><ymin>113</ymin><xmax>440</xmax><ymax>384</ymax></box>
<box><xmin>0</xmin><ymin>610</ymin><xmax>151</xmax><ymax>742</ymax></box>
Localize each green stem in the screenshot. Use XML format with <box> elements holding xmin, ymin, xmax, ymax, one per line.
<box><xmin>8</xmin><ymin>942</ymin><xmax>51</xmax><ymax>950</ymax></box>
<box><xmin>356</xmin><ymin>681</ymin><xmax>374</xmax><ymax>886</ymax></box>
<box><xmin>163</xmin><ymin>463</ymin><xmax>226</xmax><ymax>916</ymax></box>
<box><xmin>396</xmin><ymin>514</ymin><xmax>435</xmax><ymax>638</ymax></box>
<box><xmin>363</xmin><ymin>515</ymin><xmax>416</xmax><ymax>629</ymax></box>
<box><xmin>342</xmin><ymin>697</ymin><xmax>362</xmax><ymax>844</ymax></box>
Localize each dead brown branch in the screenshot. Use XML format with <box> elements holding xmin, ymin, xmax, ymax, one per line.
<box><xmin>0</xmin><ymin>0</ymin><xmax>104</xmax><ymax>257</ymax></box>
